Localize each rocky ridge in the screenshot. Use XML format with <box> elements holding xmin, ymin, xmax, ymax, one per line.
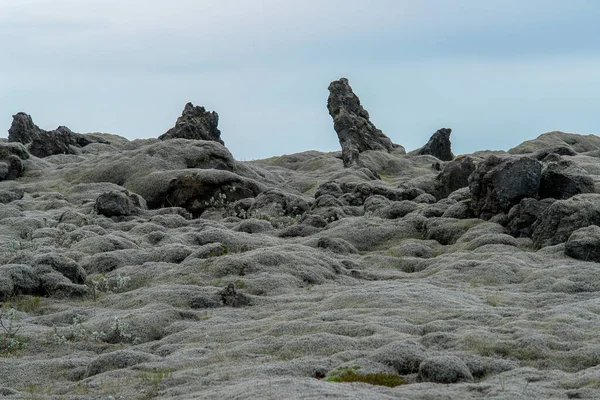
<box><xmin>0</xmin><ymin>79</ymin><xmax>599</xmax><ymax>399</ymax></box>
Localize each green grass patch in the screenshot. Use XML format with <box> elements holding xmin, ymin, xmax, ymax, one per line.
<box><xmin>327</xmin><ymin>367</ymin><xmax>407</xmax><ymax>388</ymax></box>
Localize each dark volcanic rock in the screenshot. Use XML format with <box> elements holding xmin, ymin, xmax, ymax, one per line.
<box><xmin>505</xmin><ymin>198</ymin><xmax>554</xmax><ymax>238</ymax></box>
<box><xmin>539</xmin><ymin>159</ymin><xmax>595</xmax><ymax>200</ymax></box>
<box><xmin>565</xmin><ymin>225</ymin><xmax>600</xmax><ymax>262</ymax></box>
<box><xmin>327</xmin><ymin>78</ymin><xmax>402</xmax><ymax>167</ymax></box>
<box><xmin>0</xmin><ymin>144</ymin><xmax>27</xmax><ymax>181</ymax></box>
<box><xmin>220</xmin><ymin>283</ymin><xmax>251</xmax><ymax>307</ymax></box>
<box><xmin>95</xmin><ymin>191</ymin><xmax>144</xmax><ymax>218</ymax></box>
<box><xmin>415</xmin><ymin>128</ymin><xmax>454</xmax><ymax>161</ymax></box>
<box><xmin>159</xmin><ymin>102</ymin><xmax>224</xmax><ymax>145</ymax></box>
<box><xmin>532</xmin><ymin>193</ymin><xmax>600</xmax><ymax>248</ymax></box>
<box><xmin>434</xmin><ymin>156</ymin><xmax>477</xmax><ymax>200</ymax></box>
<box><xmin>8</xmin><ymin>112</ymin><xmax>108</xmax><ymax>158</ymax></box>
<box><xmin>140</xmin><ymin>169</ymin><xmax>265</xmax><ymax>218</ymax></box>
<box><xmin>469</xmin><ymin>156</ymin><xmax>542</xmax><ymax>219</ymax></box>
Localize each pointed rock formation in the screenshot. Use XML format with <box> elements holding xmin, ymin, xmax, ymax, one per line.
<box><xmin>159</xmin><ymin>102</ymin><xmax>224</xmax><ymax>145</ymax></box>
<box><xmin>327</xmin><ymin>78</ymin><xmax>402</xmax><ymax>167</ymax></box>
<box><xmin>8</xmin><ymin>112</ymin><xmax>108</xmax><ymax>158</ymax></box>
<box><xmin>415</xmin><ymin>128</ymin><xmax>454</xmax><ymax>161</ymax></box>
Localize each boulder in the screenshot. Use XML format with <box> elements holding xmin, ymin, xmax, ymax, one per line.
<box><xmin>414</xmin><ymin>128</ymin><xmax>454</xmax><ymax>161</ymax></box>
<box><xmin>532</xmin><ymin>146</ymin><xmax>577</xmax><ymax>160</ymax></box>
<box><xmin>0</xmin><ymin>142</ymin><xmax>29</xmax><ymax>181</ymax></box>
<box><xmin>539</xmin><ymin>159</ymin><xmax>595</xmax><ymax>200</ymax></box>
<box><xmin>132</xmin><ymin>169</ymin><xmax>266</xmax><ymax>218</ymax></box>
<box><xmin>95</xmin><ymin>191</ymin><xmax>146</xmax><ymax>218</ymax></box>
<box><xmin>8</xmin><ymin>112</ymin><xmax>108</xmax><ymax>158</ymax></box>
<box><xmin>434</xmin><ymin>156</ymin><xmax>477</xmax><ymax>200</ymax></box>
<box><xmin>220</xmin><ymin>283</ymin><xmax>251</xmax><ymax>307</ymax></box>
<box><xmin>469</xmin><ymin>155</ymin><xmax>542</xmax><ymax>219</ymax></box>
<box><xmin>505</xmin><ymin>198</ymin><xmax>554</xmax><ymax>238</ymax></box>
<box><xmin>159</xmin><ymin>102</ymin><xmax>224</xmax><ymax>145</ymax></box>
<box><xmin>565</xmin><ymin>225</ymin><xmax>600</xmax><ymax>262</ymax></box>
<box><xmin>327</xmin><ymin>78</ymin><xmax>402</xmax><ymax>167</ymax></box>
<box><xmin>371</xmin><ymin>340</ymin><xmax>427</xmax><ymax>374</ymax></box>
<box><xmin>249</xmin><ymin>189</ymin><xmax>311</xmax><ymax>218</ymax></box>
<box><xmin>532</xmin><ymin>194</ymin><xmax>600</xmax><ymax>248</ymax></box>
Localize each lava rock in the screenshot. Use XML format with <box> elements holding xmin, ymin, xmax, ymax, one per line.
<box><xmin>564</xmin><ymin>225</ymin><xmax>600</xmax><ymax>262</ymax></box>
<box><xmin>505</xmin><ymin>198</ymin><xmax>554</xmax><ymax>238</ymax></box>
<box><xmin>327</xmin><ymin>78</ymin><xmax>402</xmax><ymax>167</ymax></box>
<box><xmin>8</xmin><ymin>112</ymin><xmax>108</xmax><ymax>158</ymax></box>
<box><xmin>539</xmin><ymin>159</ymin><xmax>595</xmax><ymax>200</ymax></box>
<box><xmin>532</xmin><ymin>193</ymin><xmax>600</xmax><ymax>248</ymax></box>
<box><xmin>159</xmin><ymin>102</ymin><xmax>224</xmax><ymax>145</ymax></box>
<box><xmin>95</xmin><ymin>191</ymin><xmax>143</xmax><ymax>218</ymax></box>
<box><xmin>0</xmin><ymin>143</ymin><xmax>29</xmax><ymax>181</ymax></box>
<box><xmin>434</xmin><ymin>156</ymin><xmax>477</xmax><ymax>200</ymax></box>
<box><xmin>414</xmin><ymin>128</ymin><xmax>454</xmax><ymax>161</ymax></box>
<box><xmin>220</xmin><ymin>283</ymin><xmax>251</xmax><ymax>307</ymax></box>
<box><xmin>469</xmin><ymin>155</ymin><xmax>542</xmax><ymax>219</ymax></box>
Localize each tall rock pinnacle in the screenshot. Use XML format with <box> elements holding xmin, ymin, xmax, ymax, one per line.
<box><xmin>327</xmin><ymin>78</ymin><xmax>402</xmax><ymax>167</ymax></box>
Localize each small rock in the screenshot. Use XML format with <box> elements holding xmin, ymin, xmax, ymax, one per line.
<box><xmin>220</xmin><ymin>283</ymin><xmax>251</xmax><ymax>307</ymax></box>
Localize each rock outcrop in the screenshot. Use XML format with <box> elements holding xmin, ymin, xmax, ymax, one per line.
<box><xmin>538</xmin><ymin>159</ymin><xmax>595</xmax><ymax>199</ymax></box>
<box><xmin>469</xmin><ymin>156</ymin><xmax>542</xmax><ymax>219</ymax></box>
<box><xmin>8</xmin><ymin>112</ymin><xmax>108</xmax><ymax>158</ymax></box>
<box><xmin>434</xmin><ymin>156</ymin><xmax>477</xmax><ymax>200</ymax></box>
<box><xmin>95</xmin><ymin>191</ymin><xmax>147</xmax><ymax>218</ymax></box>
<box><xmin>532</xmin><ymin>193</ymin><xmax>600</xmax><ymax>248</ymax></box>
<box><xmin>159</xmin><ymin>102</ymin><xmax>224</xmax><ymax>145</ymax></box>
<box><xmin>327</xmin><ymin>78</ymin><xmax>402</xmax><ymax>167</ymax></box>
<box><xmin>564</xmin><ymin>225</ymin><xmax>600</xmax><ymax>262</ymax></box>
<box><xmin>0</xmin><ymin>142</ymin><xmax>28</xmax><ymax>181</ymax></box>
<box><xmin>414</xmin><ymin>128</ymin><xmax>454</xmax><ymax>161</ymax></box>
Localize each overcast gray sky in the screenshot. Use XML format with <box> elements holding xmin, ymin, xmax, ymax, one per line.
<box><xmin>2</xmin><ymin>0</ymin><xmax>599</xmax><ymax>159</ymax></box>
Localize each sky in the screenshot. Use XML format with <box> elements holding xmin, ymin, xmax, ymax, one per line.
<box><xmin>1</xmin><ymin>0</ymin><xmax>600</xmax><ymax>160</ymax></box>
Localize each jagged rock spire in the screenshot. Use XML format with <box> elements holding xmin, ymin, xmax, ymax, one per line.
<box><xmin>327</xmin><ymin>78</ymin><xmax>402</xmax><ymax>167</ymax></box>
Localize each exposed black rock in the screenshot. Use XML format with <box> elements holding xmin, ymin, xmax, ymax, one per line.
<box><xmin>538</xmin><ymin>159</ymin><xmax>595</xmax><ymax>200</ymax></box>
<box><xmin>327</xmin><ymin>78</ymin><xmax>402</xmax><ymax>167</ymax></box>
<box><xmin>532</xmin><ymin>193</ymin><xmax>600</xmax><ymax>248</ymax></box>
<box><xmin>8</xmin><ymin>112</ymin><xmax>108</xmax><ymax>158</ymax></box>
<box><xmin>468</xmin><ymin>156</ymin><xmax>542</xmax><ymax>219</ymax></box>
<box><xmin>565</xmin><ymin>225</ymin><xmax>600</xmax><ymax>262</ymax></box>
<box><xmin>0</xmin><ymin>143</ymin><xmax>28</xmax><ymax>181</ymax></box>
<box><xmin>434</xmin><ymin>156</ymin><xmax>477</xmax><ymax>200</ymax></box>
<box><xmin>159</xmin><ymin>102</ymin><xmax>224</xmax><ymax>145</ymax></box>
<box><xmin>415</xmin><ymin>128</ymin><xmax>454</xmax><ymax>161</ymax></box>
<box><xmin>220</xmin><ymin>283</ymin><xmax>251</xmax><ymax>307</ymax></box>
<box><xmin>505</xmin><ymin>198</ymin><xmax>555</xmax><ymax>238</ymax></box>
<box><xmin>142</xmin><ymin>170</ymin><xmax>265</xmax><ymax>218</ymax></box>
<box><xmin>95</xmin><ymin>191</ymin><xmax>146</xmax><ymax>218</ymax></box>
